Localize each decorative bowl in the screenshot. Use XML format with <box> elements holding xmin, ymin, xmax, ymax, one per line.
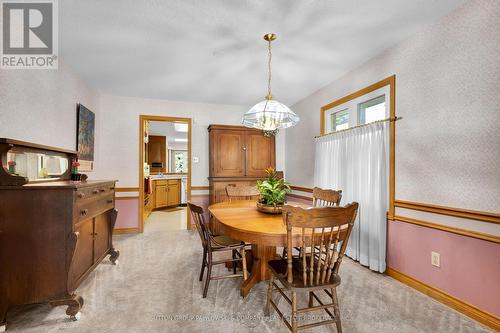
<box><xmin>256</xmin><ymin>202</ymin><xmax>284</xmax><ymax>214</ymax></box>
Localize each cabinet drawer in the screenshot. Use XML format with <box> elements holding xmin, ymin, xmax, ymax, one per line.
<box><xmin>74</xmin><ymin>194</ymin><xmax>114</xmax><ymax>223</ymax></box>
<box><xmin>155</xmin><ymin>180</ymin><xmax>168</xmax><ymax>186</ymax></box>
<box><xmin>167</xmin><ymin>179</ymin><xmax>179</xmax><ymax>185</ymax></box>
<box><xmin>76</xmin><ymin>183</ymin><xmax>115</xmax><ymax>202</ymax></box>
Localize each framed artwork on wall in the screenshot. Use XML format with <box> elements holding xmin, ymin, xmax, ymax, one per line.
<box><xmin>76</xmin><ymin>103</ymin><xmax>95</xmax><ymax>171</ymax></box>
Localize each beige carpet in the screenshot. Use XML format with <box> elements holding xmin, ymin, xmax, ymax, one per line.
<box><xmin>4</xmin><ymin>209</ymin><xmax>492</xmax><ymax>332</ymax></box>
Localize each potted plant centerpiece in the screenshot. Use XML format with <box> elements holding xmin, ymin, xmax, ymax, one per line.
<box><xmin>256</xmin><ymin>167</ymin><xmax>291</xmax><ymax>214</ymax></box>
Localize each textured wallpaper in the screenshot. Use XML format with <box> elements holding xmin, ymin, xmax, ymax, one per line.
<box><xmin>287</xmin><ymin>0</ymin><xmax>500</xmax><ymax>213</ymax></box>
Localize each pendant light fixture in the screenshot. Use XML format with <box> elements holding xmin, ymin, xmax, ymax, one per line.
<box><xmin>242</xmin><ymin>33</ymin><xmax>299</xmax><ymax>132</ymax></box>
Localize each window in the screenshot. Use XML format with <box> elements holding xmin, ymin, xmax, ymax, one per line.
<box><xmin>322</xmin><ymin>85</ymin><xmax>390</xmax><ymax>134</ymax></box>
<box><xmin>330</xmin><ymin>108</ymin><xmax>349</xmax><ymax>131</ymax></box>
<box><xmin>358</xmin><ymin>95</ymin><xmax>386</xmax><ymax>125</ymax></box>
<box><xmin>171</xmin><ymin>150</ymin><xmax>188</xmax><ymax>173</ymax></box>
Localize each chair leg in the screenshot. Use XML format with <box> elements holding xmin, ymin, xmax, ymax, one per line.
<box><xmin>203</xmin><ymin>251</ymin><xmax>213</xmax><ymax>298</ymax></box>
<box><xmin>282</xmin><ymin>247</ymin><xmax>287</xmax><ymax>259</ymax></box>
<box><xmin>199</xmin><ymin>248</ymin><xmax>207</xmax><ymax>281</ymax></box>
<box><xmin>331</xmin><ymin>288</ymin><xmax>342</xmax><ymax>333</ymax></box>
<box><xmin>232</xmin><ymin>250</ymin><xmax>237</xmax><ymax>274</ymax></box>
<box><xmin>240</xmin><ymin>246</ymin><xmax>248</xmax><ymax>281</ymax></box>
<box><xmin>291</xmin><ymin>291</ymin><xmax>298</xmax><ymax>333</ymax></box>
<box><xmin>308</xmin><ymin>291</ymin><xmax>314</xmax><ymax>307</ymax></box>
<box><xmin>264</xmin><ymin>274</ymin><xmax>275</xmax><ymax>316</ymax></box>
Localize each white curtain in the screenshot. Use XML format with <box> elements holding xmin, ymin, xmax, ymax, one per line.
<box><xmin>314</xmin><ymin>121</ymin><xmax>389</xmax><ymax>273</ymax></box>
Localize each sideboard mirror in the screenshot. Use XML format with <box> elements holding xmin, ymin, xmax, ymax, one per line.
<box><xmin>0</xmin><ymin>138</ymin><xmax>77</xmax><ymax>186</ymax></box>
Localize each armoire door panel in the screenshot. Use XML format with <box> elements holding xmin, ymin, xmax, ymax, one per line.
<box><xmin>245</xmin><ymin>132</ymin><xmax>275</xmax><ymax>176</ymax></box>
<box><xmin>213</xmin><ymin>131</ymin><xmax>245</xmax><ymax>177</ymax></box>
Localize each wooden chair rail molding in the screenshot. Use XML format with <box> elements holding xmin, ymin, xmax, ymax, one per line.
<box><xmin>290</xmin><ymin>185</ymin><xmax>313</xmax><ymax>193</ymax></box>
<box><xmin>287</xmin><ymin>193</ymin><xmax>313</xmax><ymax>202</ymax></box>
<box><xmin>191</xmin><ymin>186</ymin><xmax>209</xmax><ymax>191</ymax></box>
<box><xmin>393</xmin><ymin>215</ymin><xmax>499</xmax><ymax>244</ymax></box>
<box><xmin>386</xmin><ymin>267</ymin><xmax>500</xmax><ymax>331</ymax></box>
<box><xmin>116</xmin><ymin>187</ymin><xmax>140</xmax><ymax>193</ymax></box>
<box><xmin>394</xmin><ymin>200</ymin><xmax>500</xmax><ymax>224</ymax></box>
<box><xmin>115</xmin><ymin>196</ymin><xmax>139</xmax><ymax>200</ymax></box>
<box><xmin>113</xmin><ymin>227</ymin><xmax>140</xmax><ymax>235</ymax></box>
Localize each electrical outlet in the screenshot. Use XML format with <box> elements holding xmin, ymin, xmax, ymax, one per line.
<box><xmin>193</xmin><ymin>156</ymin><xmax>199</xmax><ymax>163</ymax></box>
<box><xmin>431</xmin><ymin>252</ymin><xmax>440</xmax><ymax>267</ymax></box>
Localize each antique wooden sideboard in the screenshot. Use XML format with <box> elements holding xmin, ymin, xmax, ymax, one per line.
<box><xmin>0</xmin><ymin>139</ymin><xmax>119</xmax><ymax>330</ymax></box>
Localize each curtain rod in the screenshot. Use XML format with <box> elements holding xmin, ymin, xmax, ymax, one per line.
<box><xmin>314</xmin><ymin>116</ymin><xmax>402</xmax><ymax>139</ymax></box>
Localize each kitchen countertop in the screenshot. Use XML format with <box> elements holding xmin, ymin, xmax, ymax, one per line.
<box><xmin>149</xmin><ymin>175</ymin><xmax>187</xmax><ymax>180</ymax></box>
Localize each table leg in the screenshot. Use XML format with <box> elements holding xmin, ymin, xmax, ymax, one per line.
<box><xmin>241</xmin><ymin>244</ymin><xmax>277</xmax><ymax>297</ymax></box>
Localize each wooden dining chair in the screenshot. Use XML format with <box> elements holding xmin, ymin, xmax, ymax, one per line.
<box><xmin>312</xmin><ymin>187</ymin><xmax>342</xmax><ymax>207</ymax></box>
<box><xmin>265</xmin><ymin>203</ymin><xmax>359</xmax><ymax>333</ymax></box>
<box><xmin>226</xmin><ymin>184</ymin><xmax>260</xmax><ymax>202</ymax></box>
<box><xmin>187</xmin><ymin>202</ymin><xmax>248</xmax><ymax>298</ymax></box>
<box><xmin>283</xmin><ymin>187</ymin><xmax>343</xmax><ymax>258</ymax></box>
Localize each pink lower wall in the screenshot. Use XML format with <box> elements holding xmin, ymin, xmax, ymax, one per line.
<box><xmin>387</xmin><ymin>219</ymin><xmax>500</xmax><ymax>317</ymax></box>
<box><xmin>114</xmin><ymin>198</ymin><xmax>139</xmax><ymax>229</ymax></box>
<box><xmin>189</xmin><ymin>196</ymin><xmax>210</xmax><ymax>226</ymax></box>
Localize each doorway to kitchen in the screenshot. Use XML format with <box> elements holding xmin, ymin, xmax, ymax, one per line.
<box><xmin>139</xmin><ymin>115</ymin><xmax>192</xmax><ymax>232</ymax></box>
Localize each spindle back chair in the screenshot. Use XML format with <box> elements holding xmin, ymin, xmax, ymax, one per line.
<box><xmin>265</xmin><ymin>202</ymin><xmax>359</xmax><ymax>333</ymax></box>
<box><xmin>225</xmin><ymin>185</ymin><xmax>260</xmax><ymax>202</ymax></box>
<box><xmin>188</xmin><ymin>202</ymin><xmax>248</xmax><ymax>298</ymax></box>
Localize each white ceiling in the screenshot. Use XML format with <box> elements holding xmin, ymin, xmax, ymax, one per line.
<box><xmin>148</xmin><ymin>121</ymin><xmax>187</xmax><ymax>144</ymax></box>
<box><xmin>60</xmin><ymin>0</ymin><xmax>467</xmax><ymax>106</ymax></box>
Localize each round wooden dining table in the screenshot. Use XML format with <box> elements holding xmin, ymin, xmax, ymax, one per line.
<box><xmin>208</xmin><ymin>200</ymin><xmax>310</xmax><ymax>297</ymax></box>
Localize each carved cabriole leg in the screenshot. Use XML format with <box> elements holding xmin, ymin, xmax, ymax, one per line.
<box><xmin>108</xmin><ymin>209</ymin><xmax>120</xmax><ymax>264</ymax></box>
<box><xmin>49</xmin><ymin>295</ymin><xmax>84</xmax><ymax>321</ymax></box>
<box><xmin>0</xmin><ymin>303</ymin><xmax>7</xmax><ymax>331</ymax></box>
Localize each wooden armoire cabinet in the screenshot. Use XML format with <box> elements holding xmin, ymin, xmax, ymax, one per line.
<box><xmin>208</xmin><ymin>125</ymin><xmax>276</xmax><ymax>205</ymax></box>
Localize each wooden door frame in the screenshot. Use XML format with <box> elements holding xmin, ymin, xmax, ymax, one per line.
<box><xmin>320</xmin><ymin>75</ymin><xmax>396</xmax><ymax>219</ymax></box>
<box><xmin>139</xmin><ymin>115</ymin><xmax>192</xmax><ymax>232</ymax></box>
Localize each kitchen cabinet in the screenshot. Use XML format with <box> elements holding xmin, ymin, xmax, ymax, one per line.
<box><xmin>148</xmin><ymin>135</ymin><xmax>166</xmax><ymax>173</ymax></box>
<box><xmin>154</xmin><ymin>179</ymin><xmax>180</xmax><ymax>209</ymax></box>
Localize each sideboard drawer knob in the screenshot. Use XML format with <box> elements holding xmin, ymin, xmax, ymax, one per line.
<box><xmin>80</xmin><ymin>209</ymin><xmax>88</xmax><ymax>216</ymax></box>
<box><xmin>93</xmin><ymin>189</ymin><xmax>99</xmax><ymax>194</ymax></box>
<box><xmin>77</xmin><ymin>193</ymin><xmax>85</xmax><ymax>199</ymax></box>
<box><xmin>100</xmin><ymin>188</ymin><xmax>106</xmax><ymax>192</ymax></box>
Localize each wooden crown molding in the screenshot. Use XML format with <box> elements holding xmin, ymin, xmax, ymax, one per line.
<box><xmin>393</xmin><ymin>215</ymin><xmax>500</xmax><ymax>244</ymax></box>
<box><xmin>386</xmin><ymin>267</ymin><xmax>500</xmax><ymax>331</ymax></box>
<box><xmin>395</xmin><ymin>200</ymin><xmax>500</xmax><ymax>224</ymax></box>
